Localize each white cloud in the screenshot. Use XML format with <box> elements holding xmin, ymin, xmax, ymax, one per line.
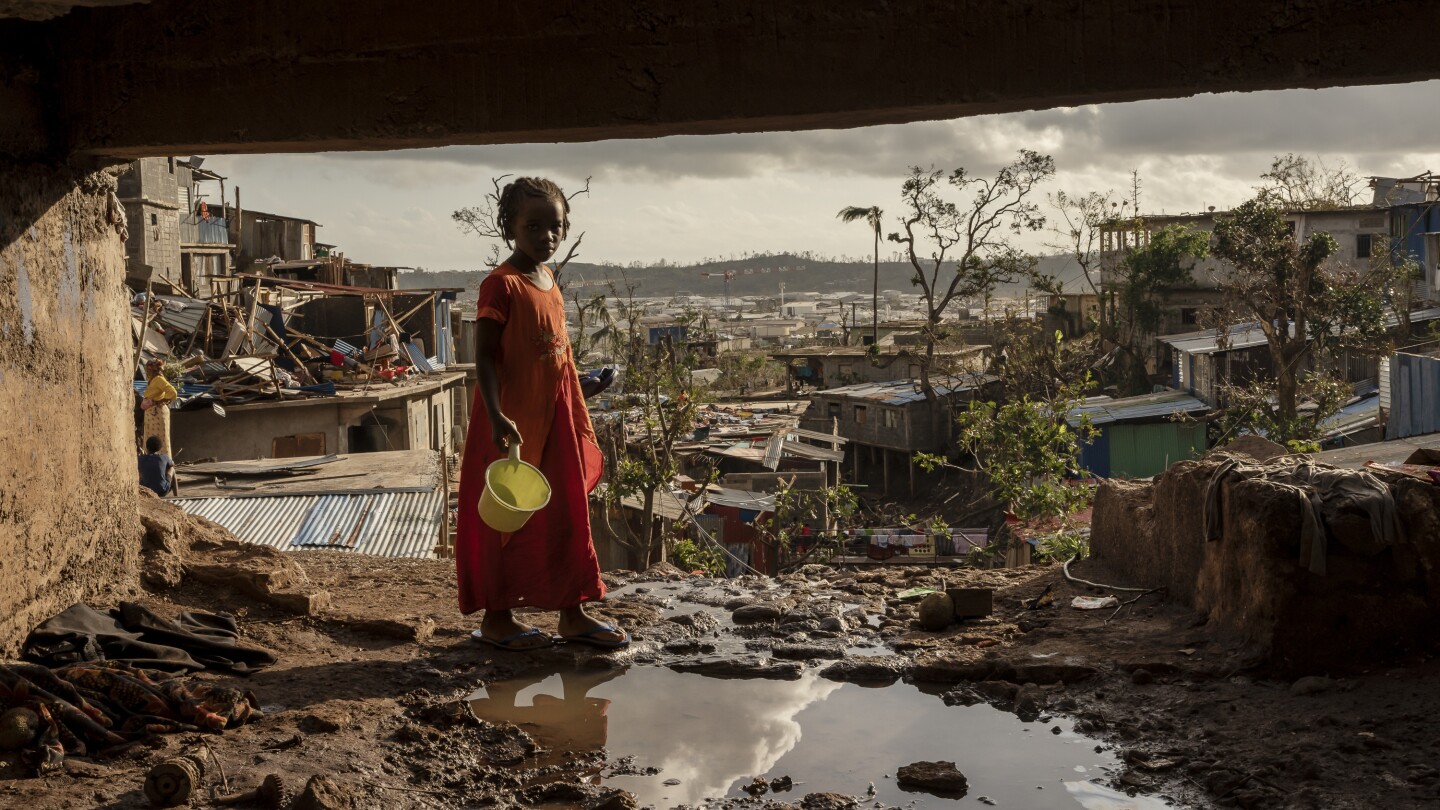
<box><xmin>202</xmin><ymin>80</ymin><xmax>1440</xmax><ymax>268</ymax></box>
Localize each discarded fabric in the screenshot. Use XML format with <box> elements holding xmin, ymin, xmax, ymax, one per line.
<box><xmin>1071</xmin><ymin>596</ymin><xmax>1120</xmax><ymax>610</ymax></box>
<box><xmin>22</xmin><ymin>602</ymin><xmax>277</xmax><ymax>675</ymax></box>
<box><xmin>1203</xmin><ymin>457</ymin><xmax>1398</xmax><ymax>576</ymax></box>
<box><xmin>0</xmin><ymin>661</ymin><xmax>259</xmax><ymax>773</ymax></box>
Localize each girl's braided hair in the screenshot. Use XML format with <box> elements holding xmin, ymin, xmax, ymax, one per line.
<box><xmin>496</xmin><ymin>177</ymin><xmax>569</xmax><ymax>246</ymax></box>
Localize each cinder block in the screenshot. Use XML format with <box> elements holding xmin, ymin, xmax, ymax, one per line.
<box><xmin>947</xmin><ymin>588</ymin><xmax>992</xmax><ymax>619</ymax></box>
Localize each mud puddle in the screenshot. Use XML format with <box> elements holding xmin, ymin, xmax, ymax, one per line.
<box><xmin>470</xmin><ymin>666</ymin><xmax>1175</xmax><ymax>809</ymax></box>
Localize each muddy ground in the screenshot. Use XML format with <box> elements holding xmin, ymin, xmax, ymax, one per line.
<box><xmin>3</xmin><ymin>524</ymin><xmax>1439</xmax><ymax>810</ymax></box>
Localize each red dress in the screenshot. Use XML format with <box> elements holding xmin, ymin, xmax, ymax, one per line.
<box><xmin>455</xmin><ymin>264</ymin><xmax>605</xmax><ymax>614</ymax></box>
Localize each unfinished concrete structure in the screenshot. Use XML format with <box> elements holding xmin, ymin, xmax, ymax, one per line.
<box><xmin>5</xmin><ymin>0</ymin><xmax>1440</xmax><ymax>651</ymax></box>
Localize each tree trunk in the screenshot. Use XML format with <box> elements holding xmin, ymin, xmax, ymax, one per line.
<box><xmin>872</xmin><ymin>230</ymin><xmax>880</xmax><ymax>344</ymax></box>
<box><xmin>1275</xmin><ymin>344</ymin><xmax>1301</xmax><ymax>431</ymax></box>
<box><xmin>641</xmin><ymin>487</ymin><xmax>656</xmax><ymax>566</ymax></box>
<box><xmin>920</xmin><ymin>320</ymin><xmax>937</xmax><ymax>400</ymax></box>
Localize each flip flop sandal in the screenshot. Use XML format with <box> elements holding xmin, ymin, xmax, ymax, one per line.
<box><xmin>470</xmin><ymin>627</ymin><xmax>556</xmax><ymax>651</ymax></box>
<box><xmin>559</xmin><ymin>623</ymin><xmax>631</xmax><ymax>650</ymax></box>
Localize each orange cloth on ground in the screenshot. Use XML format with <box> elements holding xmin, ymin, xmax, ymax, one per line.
<box><xmin>454</xmin><ymin>263</ymin><xmax>605</xmax><ymax>614</ymax></box>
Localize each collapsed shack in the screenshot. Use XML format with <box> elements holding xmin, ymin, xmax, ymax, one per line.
<box><xmin>1092</xmin><ymin>445</ymin><xmax>1440</xmax><ymax>673</ymax></box>
<box><xmin>130</xmin><ymin>273</ymin><xmax>462</xmax><ymax>415</ymax></box>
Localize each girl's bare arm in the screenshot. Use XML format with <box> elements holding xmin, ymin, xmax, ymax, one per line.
<box><xmin>476</xmin><ymin>318</ymin><xmax>522</xmax><ymax>451</ymax></box>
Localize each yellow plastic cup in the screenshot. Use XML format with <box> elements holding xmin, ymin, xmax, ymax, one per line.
<box><xmin>478</xmin><ymin>442</ymin><xmax>551</xmax><ymax>532</ymax></box>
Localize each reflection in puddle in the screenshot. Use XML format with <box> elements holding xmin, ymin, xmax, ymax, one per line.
<box><xmin>470</xmin><ymin>668</ymin><xmax>1176</xmax><ymax>809</ymax></box>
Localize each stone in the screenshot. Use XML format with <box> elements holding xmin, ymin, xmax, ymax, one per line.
<box><xmin>0</xmin><ymin>708</ymin><xmax>39</xmax><ymax>751</ymax></box>
<box><xmin>669</xmin><ymin>655</ymin><xmax>803</xmax><ymax>680</ymax></box>
<box><xmin>802</xmin><ymin>792</ymin><xmax>860</xmax><ymax>810</ymax></box>
<box><xmin>1013</xmin><ymin>684</ymin><xmax>1046</xmax><ymax>720</ymax></box>
<box><xmin>592</xmin><ymin>790</ymin><xmax>640</xmax><ymax>810</ymax></box>
<box><xmin>338</xmin><ymin>615</ymin><xmax>435</xmax><ymax>643</ymax></box>
<box><xmin>732</xmin><ymin>604</ymin><xmax>782</xmax><ymax>624</ymax></box>
<box><xmin>771</xmin><ymin>775</ymin><xmax>795</xmax><ymax>792</ymax></box>
<box><xmin>897</xmin><ymin>761</ymin><xmax>969</xmax><ymax>796</ymax></box>
<box><xmin>742</xmin><ymin>777</ymin><xmax>769</xmax><ymax>795</ymax></box>
<box><xmin>291</xmin><ymin>776</ymin><xmax>359</xmax><ymax>810</ymax></box>
<box><xmin>771</xmin><ymin>641</ymin><xmax>845</xmax><ymax>661</ymax></box>
<box><xmin>947</xmin><ymin>588</ymin><xmax>993</xmax><ymax>619</ymax></box>
<box><xmin>1290</xmin><ymin>676</ymin><xmax>1336</xmax><ymax>696</ymax></box>
<box><xmin>1131</xmin><ymin>668</ymin><xmax>1154</xmax><ymax>685</ymax></box>
<box><xmin>917</xmin><ymin>592</ymin><xmax>955</xmax><ymax>631</ymax></box>
<box><xmin>668</xmin><ymin>611</ymin><xmax>722</xmax><ymax>635</ymax></box>
<box><xmin>818</xmin><ymin>616</ymin><xmax>848</xmax><ymax>633</ymax></box>
<box><xmin>818</xmin><ymin>657</ymin><xmax>907</xmax><ymax>684</ymax></box>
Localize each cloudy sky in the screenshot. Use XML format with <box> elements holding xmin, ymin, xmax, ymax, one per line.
<box><xmin>204</xmin><ymin>80</ymin><xmax>1440</xmax><ymax>270</ymax></box>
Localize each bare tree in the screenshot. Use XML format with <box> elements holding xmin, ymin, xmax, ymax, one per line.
<box><xmin>451</xmin><ymin>175</ymin><xmax>592</xmax><ymax>278</ymax></box>
<box><xmin>1255</xmin><ymin>154</ymin><xmax>1360</xmax><ymax>211</ymax></box>
<box><xmin>888</xmin><ymin>150</ymin><xmax>1056</xmax><ymax>399</ymax></box>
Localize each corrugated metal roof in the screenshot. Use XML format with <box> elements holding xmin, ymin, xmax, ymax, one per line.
<box><xmin>819</xmin><ymin>374</ymin><xmax>998</xmax><ymax>405</ymax></box>
<box><xmin>173</xmin><ymin>489</ymin><xmax>442</xmax><ymax>559</ymax></box>
<box><xmin>1320</xmin><ymin>394</ymin><xmax>1380</xmax><ymax>439</ymax></box>
<box><xmin>705</xmin><ymin>486</ymin><xmax>776</xmax><ymax>510</ymax></box>
<box><xmin>1161</xmin><ymin>323</ymin><xmax>1285</xmax><ymax>355</ymax></box>
<box><xmin>1066</xmin><ymin>391</ymin><xmax>1210</xmax><ymax>426</ymax></box>
<box><xmin>1163</xmin><ymin>308</ymin><xmax>1440</xmax><ymax>356</ymax></box>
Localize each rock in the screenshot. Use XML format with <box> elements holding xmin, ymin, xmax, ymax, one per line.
<box><xmin>1013</xmin><ymin>684</ymin><xmax>1046</xmax><ymax>720</ymax></box>
<box><xmin>668</xmin><ymin>611</ymin><xmax>722</xmax><ymax>635</ymax></box>
<box><xmin>947</xmin><ymin>588</ymin><xmax>993</xmax><ymax>619</ymax></box>
<box><xmin>897</xmin><ymin>761</ymin><xmax>969</xmax><ymax>796</ymax></box>
<box><xmin>186</xmin><ymin>544</ymin><xmax>330</xmax><ymax>616</ymax></box>
<box><xmin>1290</xmin><ymin>676</ymin><xmax>1336</xmax><ymax>696</ymax></box>
<box><xmin>298</xmin><ymin>708</ymin><xmax>351</xmax><ymax>734</ymax></box>
<box><xmin>771</xmin><ymin>641</ymin><xmax>845</xmax><ymax>661</ymax></box>
<box><xmin>818</xmin><ymin>657</ymin><xmax>907</xmax><ymax>684</ymax></box>
<box><xmin>742</xmin><ymin>777</ymin><xmax>769</xmax><ymax>796</ymax></box>
<box><xmin>818</xmin><ymin>616</ymin><xmax>849</xmax><ymax>633</ymax></box>
<box><xmin>973</xmin><ymin>680</ymin><xmax>1021</xmax><ymax>705</ymax></box>
<box><xmin>918</xmin><ymin>592</ymin><xmax>955</xmax><ymax>631</ymax></box>
<box><xmin>802</xmin><ymin>792</ymin><xmax>860</xmax><ymax>810</ymax></box>
<box><xmin>1131</xmin><ymin>668</ymin><xmax>1154</xmax><ymax>685</ymax></box>
<box><xmin>337</xmin><ymin>615</ymin><xmax>435</xmax><ymax>643</ymax></box>
<box><xmin>662</xmin><ymin>778</ymin><xmax>681</xmax><ymax>786</ymax></box>
<box><xmin>732</xmin><ymin>604</ymin><xmax>782</xmax><ymax>624</ymax></box>
<box><xmin>591</xmin><ymin>790</ymin><xmax>640</xmax><ymax>810</ymax></box>
<box><xmin>669</xmin><ymin>655</ymin><xmax>803</xmax><ymax>680</ymax></box>
<box><xmin>771</xmin><ymin>775</ymin><xmax>795</xmax><ymax>792</ymax></box>
<box><xmin>0</xmin><ymin>708</ymin><xmax>39</xmax><ymax>751</ymax></box>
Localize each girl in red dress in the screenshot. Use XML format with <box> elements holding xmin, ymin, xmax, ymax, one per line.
<box><xmin>456</xmin><ymin>177</ymin><xmax>628</xmax><ymax>651</ymax></box>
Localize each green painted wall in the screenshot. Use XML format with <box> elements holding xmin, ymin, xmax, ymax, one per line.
<box><xmin>1107</xmin><ymin>422</ymin><xmax>1207</xmax><ymax>478</ymax></box>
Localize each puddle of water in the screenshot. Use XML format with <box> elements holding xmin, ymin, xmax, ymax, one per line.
<box><xmin>470</xmin><ymin>667</ymin><xmax>1175</xmax><ymax>809</ymax></box>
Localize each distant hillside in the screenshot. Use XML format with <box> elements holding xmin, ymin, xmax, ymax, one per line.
<box><xmin>398</xmin><ymin>252</ymin><xmax>1085</xmax><ymax>300</ymax></box>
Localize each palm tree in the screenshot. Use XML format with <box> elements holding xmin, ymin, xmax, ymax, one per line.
<box><xmin>837</xmin><ymin>205</ymin><xmax>883</xmax><ymax>346</ymax></box>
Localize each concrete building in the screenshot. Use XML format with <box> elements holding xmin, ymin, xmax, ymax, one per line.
<box><xmin>772</xmin><ymin>344</ymin><xmax>989</xmax><ymax>390</ymax></box>
<box><xmin>800</xmin><ymin>375</ymin><xmax>998</xmax><ymax>495</ymax></box>
<box><xmin>4</xmin><ymin>0</ymin><xmax>1438</xmax><ymax>653</ymax></box>
<box><xmin>1101</xmin><ymin>205</ymin><xmax>1396</xmax><ymax>343</ymax></box>
<box><xmin>170</xmin><ymin>372</ymin><xmax>466</xmax><ymax>463</ymax></box>
<box><xmin>116</xmin><ymin>156</ymin><xmax>184</xmax><ymax>288</ymax></box>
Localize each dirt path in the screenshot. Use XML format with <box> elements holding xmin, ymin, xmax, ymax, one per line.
<box><xmin>3</xmin><ymin>534</ymin><xmax>1437</xmax><ymax>809</ymax></box>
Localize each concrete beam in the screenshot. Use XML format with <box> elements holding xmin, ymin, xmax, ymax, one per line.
<box><xmin>5</xmin><ymin>0</ymin><xmax>1440</xmax><ymax>158</ymax></box>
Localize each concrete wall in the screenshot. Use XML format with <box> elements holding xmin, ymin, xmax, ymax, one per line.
<box><xmin>169</xmin><ymin>382</ymin><xmax>462</xmax><ymax>462</ymax></box>
<box><xmin>7</xmin><ymin>1</ymin><xmax>1440</xmax><ymax>159</ymax></box>
<box><xmin>1092</xmin><ymin>457</ymin><xmax>1440</xmax><ymax>673</ymax></box>
<box><xmin>117</xmin><ymin>158</ymin><xmax>181</xmax><ymax>285</ymax></box>
<box><xmin>0</xmin><ymin>160</ymin><xmax>141</xmax><ymax>653</ymax></box>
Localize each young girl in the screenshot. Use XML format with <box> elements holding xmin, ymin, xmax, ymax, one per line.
<box><xmin>455</xmin><ymin>177</ymin><xmax>628</xmax><ymax>651</ymax></box>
